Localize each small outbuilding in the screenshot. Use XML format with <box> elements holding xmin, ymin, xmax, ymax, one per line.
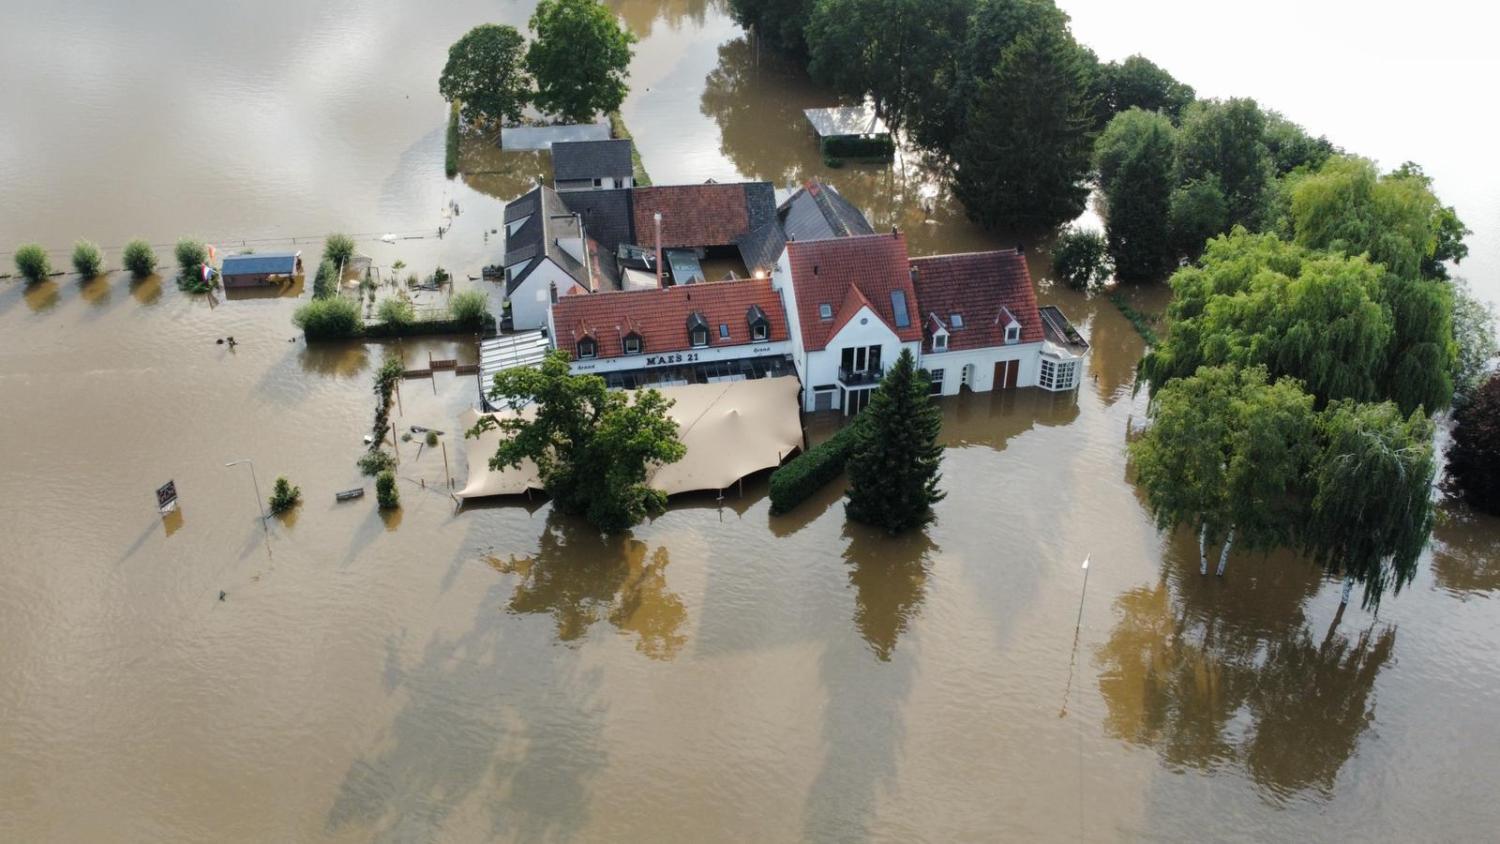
<box><xmin>552</xmin><ymin>139</ymin><xmax>635</xmax><ymax>191</ymax></box>
<box><xmin>220</xmin><ymin>251</ymin><xmax>302</xmax><ymax>287</ymax></box>
<box><xmin>803</xmin><ymin>105</ymin><xmax>893</xmax><ymax>161</ymax></box>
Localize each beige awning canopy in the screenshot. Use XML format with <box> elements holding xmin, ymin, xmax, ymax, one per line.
<box><xmin>457</xmin><ymin>376</ymin><xmax>804</xmax><ymax>501</ymax></box>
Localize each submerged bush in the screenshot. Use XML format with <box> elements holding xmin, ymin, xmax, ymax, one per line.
<box><xmin>448</xmin><ymin>289</ymin><xmax>489</xmax><ymax>326</ymax></box>
<box><xmin>1052</xmin><ymin>227</ymin><xmax>1112</xmax><ymax>291</ymax></box>
<box><xmin>72</xmin><ymin>240</ymin><xmax>103</xmax><ymax>277</ymax></box>
<box><xmin>312</xmin><ymin>258</ymin><xmax>338</xmax><ymax>300</ymax></box>
<box><xmin>768</xmin><ymin>421</ymin><xmax>866</xmax><ymax>515</ymax></box>
<box><xmin>122</xmin><ymin>239</ymin><xmax>157</xmax><ymax>277</ymax></box>
<box><xmin>293</xmin><ymin>296</ymin><xmax>364</xmax><ymax>339</ymax></box>
<box><xmin>425</xmin><ymin>431</ymin><xmax>439</xmax><ymax>447</ymax></box>
<box><xmin>358</xmin><ymin>449</ymin><xmax>396</xmax><ymax>476</ymax></box>
<box><xmin>174</xmin><ymin>238</ymin><xmax>207</xmax><ymax>272</ymax></box>
<box><xmin>378</xmin><ymin>296</ymin><xmax>416</xmax><ymax>326</ymax></box>
<box><xmin>376</xmin><ymin>470</ymin><xmax>400</xmax><ymax>509</ymax></box>
<box><xmin>324</xmin><ymin>233</ymin><xmax>356</xmax><ymax>268</ymax></box>
<box><xmin>14</xmin><ymin>244</ymin><xmax>51</xmax><ymax>282</ymax></box>
<box><xmin>268</xmin><ymin>476</ymin><xmax>302</xmax><ymax>515</ymax></box>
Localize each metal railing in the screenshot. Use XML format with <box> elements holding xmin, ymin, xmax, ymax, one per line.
<box><xmin>838</xmin><ymin>366</ymin><xmax>883</xmax><ymax>386</ymax></box>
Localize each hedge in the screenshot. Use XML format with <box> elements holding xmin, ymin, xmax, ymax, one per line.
<box><xmin>820</xmin><ymin>134</ymin><xmax>895</xmax><ymax>160</ymax></box>
<box><xmin>768</xmin><ymin>420</ymin><xmax>866</xmax><ymax>515</ymax></box>
<box><xmin>363</xmin><ymin>313</ymin><xmax>495</xmax><ymax>338</ymax></box>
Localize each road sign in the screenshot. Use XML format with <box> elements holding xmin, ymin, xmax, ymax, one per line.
<box><xmin>156</xmin><ymin>480</ymin><xmax>179</xmax><ymax>513</ymax></box>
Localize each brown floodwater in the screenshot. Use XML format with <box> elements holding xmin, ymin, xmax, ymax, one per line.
<box><xmin>2</xmin><ymin>1</ymin><xmax>1498</xmax><ymax>841</ymax></box>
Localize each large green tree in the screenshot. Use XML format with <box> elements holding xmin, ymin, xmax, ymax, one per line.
<box><xmin>438</xmin><ymin>24</ymin><xmax>532</xmax><ymax>126</ymax></box>
<box><xmin>805</xmin><ymin>0</ymin><xmax>969</xmax><ymax>136</ymax></box>
<box><xmin>469</xmin><ymin>351</ymin><xmax>685</xmax><ymax>532</ymax></box>
<box><xmin>845</xmin><ymin>349</ymin><xmax>945</xmax><ymax>533</ymax></box>
<box><xmin>1095</xmin><ymin>108</ymin><xmax>1178</xmax><ymax>281</ymax></box>
<box><xmin>1092</xmin><ymin>54</ymin><xmax>1194</xmax><ymax>127</ymax></box>
<box><xmin>1140</xmin><ymin>230</ymin><xmax>1394</xmax><ymax>409</ymax></box>
<box><xmin>1263</xmin><ymin>111</ymin><xmax>1335</xmax><ymax>176</ymax></box>
<box><xmin>527</xmin><ymin>0</ymin><xmax>637</xmax><ymax>123</ymax></box>
<box><xmin>1130</xmin><ymin>364</ymin><xmax>1315</xmax><ymax>575</ymax></box>
<box><xmin>1451</xmin><ymin>279</ymin><xmax>1498</xmax><ymax>401</ymax></box>
<box><xmin>727</xmin><ymin>0</ymin><xmax>817</xmax><ymax>56</ymax></box>
<box><xmin>952</xmin><ymin>20</ymin><xmax>1095</xmax><ymax>230</ymax></box>
<box><xmin>1303</xmin><ymin>400</ymin><xmax>1436</xmax><ymax>608</ymax></box>
<box><xmin>1174</xmin><ymin>98</ymin><xmax>1273</xmax><ymax>232</ymax></box>
<box><xmin>1444</xmin><ymin>373</ymin><xmax>1500</xmax><ymax>515</ymax></box>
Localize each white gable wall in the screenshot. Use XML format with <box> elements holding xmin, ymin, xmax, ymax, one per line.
<box><xmin>802</xmin><ymin>305</ymin><xmax>919</xmax><ymax>411</ymax></box>
<box><xmin>510</xmin><ymin>259</ymin><xmax>586</xmax><ymax>331</ymax></box>
<box><xmin>919</xmin><ymin>340</ymin><xmax>1044</xmax><ymax>396</ymax></box>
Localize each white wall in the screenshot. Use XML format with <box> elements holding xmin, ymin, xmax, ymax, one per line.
<box><xmin>769</xmin><ymin>251</ymin><xmax>808</xmax><ymax>394</ymax></box>
<box><xmin>566</xmin><ymin>339</ymin><xmax>793</xmax><ymax>375</ymax></box>
<box><xmin>510</xmin><ymin>259</ymin><xmax>585</xmax><ymax>331</ymax></box>
<box><xmin>918</xmin><ymin>341</ymin><xmax>1044</xmax><ymax>396</ymax></box>
<box><xmin>802</xmin><ymin>306</ymin><xmax>918</xmax><ymax>411</ymax></box>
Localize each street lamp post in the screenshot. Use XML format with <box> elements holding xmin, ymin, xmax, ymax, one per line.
<box><xmin>225</xmin><ymin>459</ymin><xmax>268</xmax><ymax>532</ymax></box>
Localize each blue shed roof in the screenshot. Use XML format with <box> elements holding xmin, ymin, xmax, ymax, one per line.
<box><xmin>221</xmin><ymin>252</ymin><xmax>300</xmax><ymax>276</ymax></box>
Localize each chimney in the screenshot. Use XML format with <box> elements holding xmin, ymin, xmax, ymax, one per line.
<box><xmin>910</xmin><ymin>266</ymin><xmax>919</xmax><ymax>286</ymax></box>
<box><xmin>654</xmin><ymin>212</ymin><xmax>664</xmax><ymax>289</ymax></box>
<box><xmin>813</xmin><ymin>264</ymin><xmax>819</xmax><ymax>275</ymax></box>
<box><xmin>1016</xmin><ymin>242</ymin><xmax>1024</xmax><ymax>254</ymax></box>
<box><xmin>891</xmin><ymin>225</ymin><xmax>899</xmax><ymax>237</ymax></box>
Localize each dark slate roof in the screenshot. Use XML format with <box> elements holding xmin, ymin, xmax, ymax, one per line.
<box><xmin>780</xmin><ymin>179</ymin><xmax>875</xmax><ymax>242</ymax></box>
<box><xmin>735</xmin><ymin>222</ymin><xmax>787</xmax><ymax>275</ymax></box>
<box><xmin>503</xmin><ymin>185</ymin><xmax>593</xmax><ymax>295</ymax></box>
<box><xmin>560</xmin><ymin>188</ymin><xmax>635</xmax><ymax>254</ymax></box>
<box><xmin>221</xmin><ymin>252</ymin><xmax>299</xmax><ymax>276</ymax></box>
<box><xmin>552</xmin><ymin>139</ymin><xmax>634</xmax><ymax>182</ymax></box>
<box><xmin>504</xmin><ymin>189</ymin><xmax>540</xmax><ymax>223</ymax></box>
<box><xmin>744</xmin><ymin>182</ymin><xmax>777</xmax><ymax>234</ymax></box>
<box><xmin>1040</xmin><ymin>305</ymin><xmax>1090</xmax><ymax>354</ymax></box>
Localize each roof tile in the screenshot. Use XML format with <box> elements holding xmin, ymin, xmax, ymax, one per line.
<box><xmin>551</xmin><ymin>278</ymin><xmax>789</xmax><ymax>361</ymax></box>
<box><xmin>786</xmin><ymin>232</ymin><xmax>922</xmax><ymax>351</ymax></box>
<box><xmin>909</xmin><ymin>250</ymin><xmax>1044</xmax><ymax>353</ymax></box>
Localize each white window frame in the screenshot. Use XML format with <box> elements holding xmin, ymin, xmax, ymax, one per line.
<box><xmin>752</xmin><ymin>322</ymin><xmax>768</xmax><ymax>341</ymax></box>
<box><xmin>1005</xmin><ymin>323</ymin><xmax>1020</xmax><ymax>344</ymax></box>
<box><xmin>933</xmin><ymin>333</ymin><xmax>948</xmax><ymax>352</ymax></box>
<box><xmin>1039</xmin><ymin>358</ymin><xmax>1056</xmax><ymax>390</ymax></box>
<box><xmin>578</xmin><ymin>339</ymin><xmax>597</xmax><ymax>360</ymax></box>
<box><xmin>927</xmin><ymin>368</ymin><xmax>945</xmax><ymax>396</ymax></box>
<box><xmin>950</xmin><ymin>313</ymin><xmax>964</xmax><ymax>329</ymax></box>
<box><xmin>691</xmin><ymin>327</ymin><xmax>708</xmax><ymax>348</ymax></box>
<box><xmin>623</xmin><ymin>335</ymin><xmax>642</xmax><ymax>355</ymax></box>
<box><xmin>819</xmin><ymin>303</ymin><xmax>834</xmax><ymax>320</ymax></box>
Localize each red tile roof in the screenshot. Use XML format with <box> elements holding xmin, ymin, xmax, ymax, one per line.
<box><xmin>632</xmin><ymin>184</ymin><xmax>751</xmax><ymax>249</ymax></box>
<box><xmin>551</xmin><ymin>278</ymin><xmax>789</xmax><ymax>361</ymax></box>
<box><xmin>909</xmin><ymin>249</ymin><xmax>1044</xmax><ymax>353</ymax></box>
<box><xmin>786</xmin><ymin>232</ymin><xmax>922</xmax><ymax>351</ymax></box>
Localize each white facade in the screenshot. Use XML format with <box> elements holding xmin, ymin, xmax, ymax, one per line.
<box><xmin>800</xmin><ymin>307</ymin><xmax>921</xmax><ymax>413</ymax></box>
<box><xmin>510</xmin><ymin>259</ymin><xmax>586</xmax><ymax>332</ymax></box>
<box><xmin>920</xmin><ymin>340</ymin><xmax>1045</xmax><ymax>397</ymax></box>
<box><xmin>556</xmin><ymin>175</ymin><xmax>634</xmax><ymax>192</ymax></box>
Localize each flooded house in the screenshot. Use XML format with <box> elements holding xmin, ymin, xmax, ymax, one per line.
<box><xmin>736</xmin><ymin>178</ymin><xmax>875</xmax><ymax>277</ymax></box>
<box><xmin>219</xmin><ymin>251</ymin><xmax>302</xmax><ymax>288</ymax></box>
<box><xmin>500</xmin><ymin>185</ymin><xmax>610</xmax><ymax>330</ymax></box>
<box><xmin>551</xmin><ymin>139</ymin><xmax>635</xmax><ymax>192</ymax></box>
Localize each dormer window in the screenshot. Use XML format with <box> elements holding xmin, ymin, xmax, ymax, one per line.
<box><xmin>687</xmin><ymin>311</ymin><xmax>709</xmax><ymax>347</ymax></box>
<box><xmin>819</xmin><ymin>303</ymin><xmax>834</xmax><ymax>320</ymax></box>
<box><xmin>934</xmin><ymin>333</ymin><xmax>948</xmax><ymax>352</ymax></box>
<box><xmin>1005</xmin><ymin>323</ymin><xmax>1020</xmax><ymax>344</ymax></box>
<box><xmin>747</xmin><ymin>304</ymin><xmax>770</xmax><ymax>340</ymax></box>
<box><xmin>950</xmin><ymin>313</ymin><xmax>964</xmax><ymax>329</ymax></box>
<box><xmin>623</xmin><ymin>333</ymin><xmax>642</xmax><ymax>355</ymax></box>
<box><xmin>577</xmin><ymin>337</ymin><xmax>597</xmax><ymax>359</ymax></box>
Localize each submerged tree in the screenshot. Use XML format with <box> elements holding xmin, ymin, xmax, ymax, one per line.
<box><xmin>845</xmin><ymin>349</ymin><xmax>945</xmax><ymax>533</ymax></box>
<box><xmin>1131</xmin><ymin>364</ymin><xmax>1315</xmax><ymax>575</ymax></box>
<box><xmin>1094</xmin><ymin>108</ymin><xmax>1178</xmax><ymax>281</ymax></box>
<box><xmin>71</xmin><ymin>240</ymin><xmax>103</xmax><ymax>278</ymax></box>
<box><xmin>439</xmin><ymin>24</ymin><xmax>532</xmax><ymax>126</ymax></box>
<box><xmin>1174</xmin><ymin>98</ymin><xmax>1273</xmax><ymax>232</ymax></box>
<box><xmin>727</xmin><ymin>0</ymin><xmax>817</xmax><ymax>57</ymax></box>
<box><xmin>527</xmin><ymin>0</ymin><xmax>637</xmax><ymax>123</ymax></box>
<box><xmin>469</xmin><ymin>350</ymin><xmax>684</xmax><ymax>532</ymax></box>
<box><xmin>1302</xmin><ymin>400</ymin><xmax>1436</xmax><ymax>608</ymax></box>
<box><xmin>952</xmin><ymin>20</ymin><xmax>1095</xmax><ymax>230</ymax></box>
<box><xmin>1051</xmin><ymin>226</ymin><xmax>1111</xmax><ymax>291</ymax></box>
<box><xmin>1445</xmin><ymin>373</ymin><xmax>1500</xmax><ymax>516</ymax></box>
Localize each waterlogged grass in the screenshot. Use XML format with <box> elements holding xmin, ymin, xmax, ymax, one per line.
<box><xmin>608</xmin><ymin>111</ymin><xmax>651</xmax><ymax>186</ymax></box>
<box><xmin>446</xmin><ymin>102</ymin><xmax>460</xmax><ymax>179</ymax></box>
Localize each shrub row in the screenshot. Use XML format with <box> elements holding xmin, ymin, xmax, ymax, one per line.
<box><xmin>768</xmin><ymin>420</ymin><xmax>866</xmax><ymax>515</ymax></box>
<box><xmin>820</xmin><ymin>134</ymin><xmax>895</xmax><ymax>160</ymax></box>
<box><xmin>363</xmin><ymin>313</ymin><xmax>495</xmax><ymax>338</ymax></box>
<box><xmin>445</xmin><ymin>103</ymin><xmax>461</xmax><ymax>179</ymax></box>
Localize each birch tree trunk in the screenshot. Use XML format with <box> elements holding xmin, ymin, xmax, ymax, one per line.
<box><xmin>1215</xmin><ymin>526</ymin><xmax>1235</xmax><ymax>576</ymax></box>
<box><xmin>1341</xmin><ymin>576</ymin><xmax>1355</xmax><ymax>606</ymax></box>
<box><xmin>1199</xmin><ymin>523</ymin><xmax>1208</xmax><ymax>575</ymax></box>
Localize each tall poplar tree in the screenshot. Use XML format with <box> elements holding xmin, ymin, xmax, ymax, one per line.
<box><xmin>845</xmin><ymin>350</ymin><xmax>945</xmax><ymax>533</ymax></box>
<box><xmin>952</xmin><ymin>21</ymin><xmax>1095</xmax><ymax>230</ymax></box>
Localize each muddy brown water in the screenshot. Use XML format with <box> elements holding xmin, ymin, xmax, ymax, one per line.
<box><xmin>2</xmin><ymin>1</ymin><xmax>1498</xmax><ymax>841</ymax></box>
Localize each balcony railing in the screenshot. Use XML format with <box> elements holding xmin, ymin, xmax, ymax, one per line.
<box><xmin>838</xmin><ymin>366</ymin><xmax>883</xmax><ymax>386</ymax></box>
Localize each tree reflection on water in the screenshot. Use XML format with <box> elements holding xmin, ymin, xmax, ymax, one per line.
<box><xmin>1429</xmin><ymin>508</ymin><xmax>1500</xmax><ymax>596</ymax></box>
<box><xmin>1096</xmin><ymin>531</ymin><xmax>1397</xmax><ymax>801</ymax></box>
<box><xmin>486</xmin><ymin>512</ymin><xmax>687</xmax><ymax>660</ymax></box>
<box><xmin>841</xmin><ymin>522</ymin><xmax>937</xmax><ymax>661</ymax></box>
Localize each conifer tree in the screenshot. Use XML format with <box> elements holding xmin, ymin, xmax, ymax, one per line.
<box><xmin>845</xmin><ymin>350</ymin><xmax>945</xmax><ymax>533</ymax></box>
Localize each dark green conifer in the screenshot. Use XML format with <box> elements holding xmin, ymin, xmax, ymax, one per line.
<box><xmin>845</xmin><ymin>349</ymin><xmax>945</xmax><ymax>533</ymax></box>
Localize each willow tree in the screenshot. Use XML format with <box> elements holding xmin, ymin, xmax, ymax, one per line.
<box><xmin>1140</xmin><ymin>230</ymin><xmax>1394</xmax><ymax>409</ymax></box>
<box><xmin>1131</xmin><ymin>364</ymin><xmax>1314</xmax><ymax>575</ymax></box>
<box><xmin>1302</xmin><ymin>401</ymin><xmax>1436</xmax><ymax>608</ymax></box>
<box><xmin>469</xmin><ymin>351</ymin><xmax>684</xmax><ymax>532</ymax></box>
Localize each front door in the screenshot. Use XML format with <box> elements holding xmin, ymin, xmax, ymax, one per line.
<box><xmin>994</xmin><ymin>359</ymin><xmax>1020</xmax><ymax>390</ymax></box>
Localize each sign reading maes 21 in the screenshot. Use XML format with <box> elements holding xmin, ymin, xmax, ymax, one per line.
<box><xmin>572</xmin><ymin>343</ymin><xmax>787</xmax><ymax>373</ymax></box>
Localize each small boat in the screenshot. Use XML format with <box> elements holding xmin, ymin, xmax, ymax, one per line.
<box><xmin>335</xmin><ymin>487</ymin><xmax>365</xmax><ymax>502</ymax></box>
